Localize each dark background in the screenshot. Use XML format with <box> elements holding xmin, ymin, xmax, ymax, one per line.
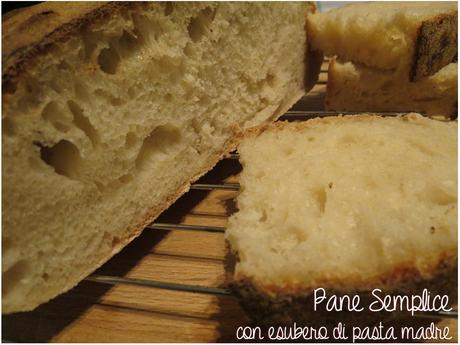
<box><xmin>2</xmin><ymin>1</ymin><xmax>41</xmax><ymax>14</ymax></box>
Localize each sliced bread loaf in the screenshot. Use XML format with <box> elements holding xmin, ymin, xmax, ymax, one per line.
<box><xmin>307</xmin><ymin>2</ymin><xmax>457</xmax><ymax>81</ymax></box>
<box><xmin>226</xmin><ymin>114</ymin><xmax>457</xmax><ymax>326</ymax></box>
<box><xmin>2</xmin><ymin>2</ymin><xmax>321</xmax><ymax>313</ymax></box>
<box><xmin>326</xmin><ymin>59</ymin><xmax>458</xmax><ymax>117</ymax></box>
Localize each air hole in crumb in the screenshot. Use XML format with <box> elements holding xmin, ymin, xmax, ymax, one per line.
<box><xmin>135</xmin><ymin>125</ymin><xmax>181</xmax><ymax>171</ymax></box>
<box><xmin>340</xmin><ymin>135</ymin><xmax>357</xmax><ymax>144</ymax></box>
<box><xmin>307</xmin><ymin>137</ymin><xmax>315</xmax><ymax>142</ymax></box>
<box><xmin>74</xmin><ymin>81</ymin><xmax>90</xmax><ymax>101</ymax></box>
<box><xmin>68</xmin><ymin>100</ymin><xmax>99</xmax><ymax>146</ymax></box>
<box><xmin>437</xmin><ymin>225</ymin><xmax>449</xmax><ymax>234</ymax></box>
<box><xmin>187</xmin><ymin>7</ymin><xmax>215</xmax><ymax>42</ymax></box>
<box><xmin>165</xmin><ymin>93</ymin><xmax>173</xmax><ymax>102</ymax></box>
<box><xmin>365</xmin><ymin>177</ymin><xmax>377</xmax><ymax>189</ymax></box>
<box><xmin>164</xmin><ymin>2</ymin><xmax>174</xmax><ymax>16</ymax></box>
<box><xmin>259</xmin><ymin>209</ymin><xmax>268</xmax><ymax>222</ymax></box>
<box><xmin>41</xmin><ymin>101</ymin><xmax>60</xmax><ymax>122</ymax></box>
<box><xmin>118</xmin><ymin>174</ymin><xmax>133</xmax><ymax>184</ymax></box>
<box><xmin>408</xmin><ymin>140</ymin><xmax>435</xmax><ymax>156</ymax></box>
<box><xmin>425</xmin><ymin>187</ymin><xmax>457</xmax><ymax>206</ymax></box>
<box><xmin>184</xmin><ymin>42</ymin><xmax>194</xmax><ymax>57</ymax></box>
<box><xmin>283</xmin><ymin>146</ymin><xmax>294</xmax><ymax>156</ymax></box>
<box><xmin>289</xmin><ymin>226</ymin><xmax>308</xmax><ymax>242</ymax></box>
<box><xmin>118</xmin><ymin>29</ymin><xmax>143</xmax><ymax>56</ymax></box>
<box><xmin>42</xmin><ymin>273</ymin><xmax>50</xmax><ymax>281</ymax></box>
<box><xmin>313</xmin><ymin>187</ymin><xmax>327</xmax><ymax>214</ymax></box>
<box><xmin>2</xmin><ymin>260</ymin><xmax>31</xmax><ymax>297</ymax></box>
<box><xmin>266</xmin><ymin>73</ymin><xmax>276</xmax><ymax>88</ymax></box>
<box><xmin>112</xmin><ymin>236</ymin><xmax>121</xmax><ymax>248</ymax></box>
<box><xmin>81</xmin><ymin>30</ymin><xmax>100</xmax><ymax>61</ymax></box>
<box><xmin>125</xmin><ymin>132</ymin><xmax>138</xmax><ymax>149</ymax></box>
<box><xmin>127</xmin><ymin>84</ymin><xmax>139</xmax><ymax>99</ymax></box>
<box><xmin>2</xmin><ymin>118</ymin><xmax>15</xmax><ymax>136</ymax></box>
<box><xmin>39</xmin><ymin>140</ymin><xmax>82</xmax><ymax>180</ymax></box>
<box><xmin>41</xmin><ymin>101</ymin><xmax>70</xmax><ymax>133</ymax></box>
<box><xmin>97</xmin><ymin>46</ymin><xmax>120</xmax><ymax>74</ymax></box>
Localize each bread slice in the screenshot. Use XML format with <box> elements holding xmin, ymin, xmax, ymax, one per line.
<box><xmin>307</xmin><ymin>2</ymin><xmax>457</xmax><ymax>81</ymax></box>
<box><xmin>226</xmin><ymin>114</ymin><xmax>457</xmax><ymax>326</ymax></box>
<box><xmin>2</xmin><ymin>2</ymin><xmax>322</xmax><ymax>313</ymax></box>
<box><xmin>326</xmin><ymin>59</ymin><xmax>458</xmax><ymax>117</ymax></box>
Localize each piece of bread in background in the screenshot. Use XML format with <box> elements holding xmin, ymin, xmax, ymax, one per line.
<box><xmin>307</xmin><ymin>2</ymin><xmax>457</xmax><ymax>81</ymax></box>
<box><xmin>326</xmin><ymin>59</ymin><xmax>458</xmax><ymax>117</ymax></box>
<box><xmin>226</xmin><ymin>114</ymin><xmax>457</xmax><ymax>327</ymax></box>
<box><xmin>2</xmin><ymin>2</ymin><xmax>321</xmax><ymax>314</ymax></box>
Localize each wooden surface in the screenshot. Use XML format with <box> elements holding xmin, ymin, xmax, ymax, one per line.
<box><xmin>3</xmin><ymin>63</ymin><xmax>457</xmax><ymax>342</ymax></box>
<box><xmin>3</xmin><ymin>159</ymin><xmax>244</xmax><ymax>342</ymax></box>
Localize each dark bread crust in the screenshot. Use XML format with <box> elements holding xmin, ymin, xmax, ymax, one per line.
<box><xmin>230</xmin><ymin>249</ymin><xmax>457</xmax><ymax>328</ymax></box>
<box><xmin>411</xmin><ymin>11</ymin><xmax>458</xmax><ymax>81</ymax></box>
<box><xmin>2</xmin><ymin>2</ymin><xmax>150</xmax><ymax>94</ymax></box>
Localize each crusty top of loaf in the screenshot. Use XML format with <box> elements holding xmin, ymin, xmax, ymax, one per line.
<box><xmin>2</xmin><ymin>2</ymin><xmax>146</xmax><ymax>91</ymax></box>
<box><xmin>307</xmin><ymin>1</ymin><xmax>457</xmax><ymax>80</ymax></box>
<box><xmin>323</xmin><ymin>1</ymin><xmax>456</xmax><ymax>18</ymax></box>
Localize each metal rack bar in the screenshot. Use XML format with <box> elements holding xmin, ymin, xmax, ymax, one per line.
<box><xmin>191</xmin><ymin>183</ymin><xmax>240</xmax><ymax>191</ymax></box>
<box><xmin>86</xmin><ymin>275</ymin><xmax>231</xmax><ymax>295</ymax></box>
<box><xmin>225</xmin><ymin>153</ymin><xmax>240</xmax><ymax>160</ymax></box>
<box><xmin>147</xmin><ymin>223</ymin><xmax>226</xmax><ymax>233</ymax></box>
<box><xmin>282</xmin><ymin>110</ymin><xmax>410</xmax><ymax>118</ymax></box>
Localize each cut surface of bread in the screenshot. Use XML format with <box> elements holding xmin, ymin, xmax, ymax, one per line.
<box><xmin>226</xmin><ymin>114</ymin><xmax>457</xmax><ymax>324</ymax></box>
<box><xmin>2</xmin><ymin>2</ymin><xmax>321</xmax><ymax>313</ymax></box>
<box><xmin>326</xmin><ymin>59</ymin><xmax>458</xmax><ymax>116</ymax></box>
<box><xmin>307</xmin><ymin>2</ymin><xmax>457</xmax><ymax>80</ymax></box>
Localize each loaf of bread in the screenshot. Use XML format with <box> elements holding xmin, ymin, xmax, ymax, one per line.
<box><xmin>326</xmin><ymin>59</ymin><xmax>458</xmax><ymax>117</ymax></box>
<box><xmin>307</xmin><ymin>2</ymin><xmax>457</xmax><ymax>81</ymax></box>
<box><xmin>226</xmin><ymin>114</ymin><xmax>457</xmax><ymax>326</ymax></box>
<box><xmin>2</xmin><ymin>2</ymin><xmax>322</xmax><ymax>313</ymax></box>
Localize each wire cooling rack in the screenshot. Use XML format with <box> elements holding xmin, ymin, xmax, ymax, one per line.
<box><xmin>3</xmin><ymin>59</ymin><xmax>457</xmax><ymax>342</ymax></box>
